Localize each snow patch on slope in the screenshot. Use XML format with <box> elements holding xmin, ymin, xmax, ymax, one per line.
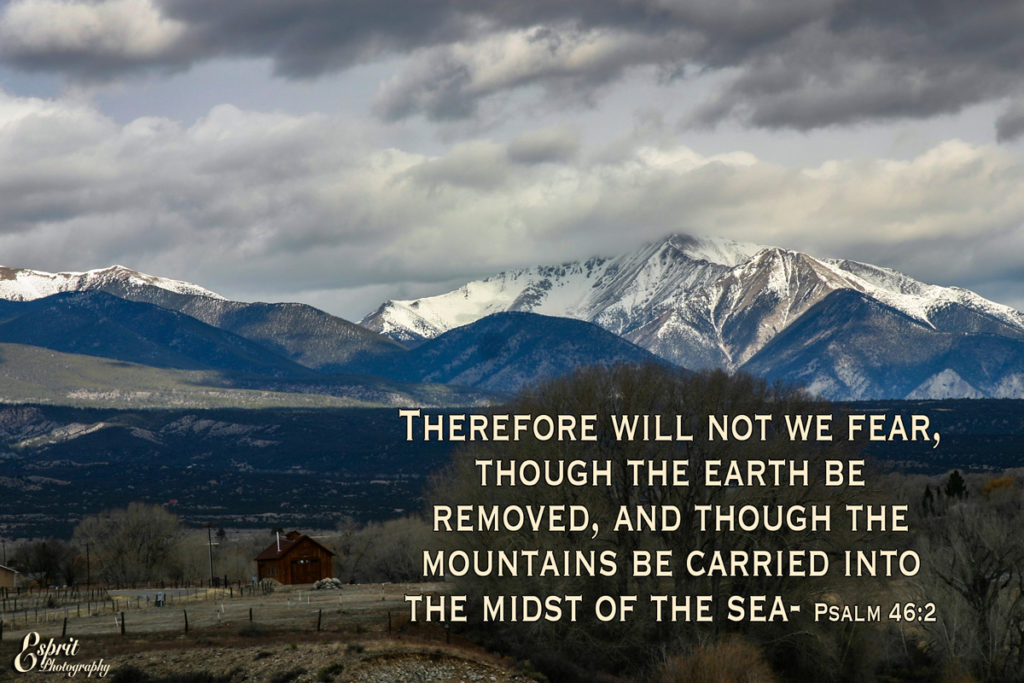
<box><xmin>825</xmin><ymin>259</ymin><xmax>1024</xmax><ymax>331</ymax></box>
<box><xmin>907</xmin><ymin>370</ymin><xmax>985</xmax><ymax>399</ymax></box>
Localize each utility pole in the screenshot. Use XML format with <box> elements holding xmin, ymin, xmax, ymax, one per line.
<box><xmin>206</xmin><ymin>524</ymin><xmax>215</xmax><ymax>587</ymax></box>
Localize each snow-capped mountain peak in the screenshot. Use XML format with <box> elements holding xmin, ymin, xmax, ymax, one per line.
<box><xmin>360</xmin><ymin>233</ymin><xmax>765</xmax><ymax>343</ymax></box>
<box><xmin>0</xmin><ymin>265</ymin><xmax>225</xmax><ymax>302</ymax></box>
<box><xmin>662</xmin><ymin>233</ymin><xmax>762</xmax><ymax>267</ymax></box>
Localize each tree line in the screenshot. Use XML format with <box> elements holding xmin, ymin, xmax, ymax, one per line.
<box><xmin>7</xmin><ymin>503</ymin><xmax>428</xmax><ymax>590</ymax></box>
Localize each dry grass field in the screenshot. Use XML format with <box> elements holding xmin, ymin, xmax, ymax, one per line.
<box><xmin>0</xmin><ymin>583</ymin><xmax>535</xmax><ymax>682</ymax></box>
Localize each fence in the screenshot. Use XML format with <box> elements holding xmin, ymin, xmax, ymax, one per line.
<box><xmin>0</xmin><ymin>582</ymin><xmax>434</xmax><ymax>642</ymax></box>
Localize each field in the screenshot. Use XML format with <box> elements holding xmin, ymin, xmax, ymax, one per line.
<box><xmin>0</xmin><ymin>582</ymin><xmax>534</xmax><ymax>682</ymax></box>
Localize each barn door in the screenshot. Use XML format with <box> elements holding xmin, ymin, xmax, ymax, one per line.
<box><xmin>291</xmin><ymin>557</ymin><xmax>321</xmax><ymax>584</ymax></box>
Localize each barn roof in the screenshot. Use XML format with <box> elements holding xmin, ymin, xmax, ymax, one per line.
<box><xmin>255</xmin><ymin>531</ymin><xmax>335</xmax><ymax>562</ymax></box>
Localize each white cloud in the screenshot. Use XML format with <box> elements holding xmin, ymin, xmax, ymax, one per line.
<box><xmin>0</xmin><ymin>89</ymin><xmax>1022</xmax><ymax>318</ymax></box>
<box><xmin>0</xmin><ymin>0</ymin><xmax>186</xmax><ymax>63</ymax></box>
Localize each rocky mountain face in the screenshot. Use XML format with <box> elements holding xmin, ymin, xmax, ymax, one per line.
<box><xmin>361</xmin><ymin>235</ymin><xmax>757</xmax><ymax>347</ymax></box>
<box><xmin>742</xmin><ymin>290</ymin><xmax>1024</xmax><ymax>400</ymax></box>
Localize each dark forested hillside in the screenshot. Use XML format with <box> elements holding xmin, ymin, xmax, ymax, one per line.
<box><xmin>3</xmin><ymin>399</ymin><xmax>1023</xmax><ymax>538</ymax></box>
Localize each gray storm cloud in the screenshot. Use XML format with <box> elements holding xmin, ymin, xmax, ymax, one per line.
<box><xmin>2</xmin><ymin>0</ymin><xmax>1024</xmax><ymax>133</ymax></box>
<box><xmin>997</xmin><ymin>98</ymin><xmax>1024</xmax><ymax>143</ymax></box>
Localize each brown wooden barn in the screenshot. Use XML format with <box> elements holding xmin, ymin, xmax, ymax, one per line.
<box><xmin>255</xmin><ymin>531</ymin><xmax>335</xmax><ymax>584</ymax></box>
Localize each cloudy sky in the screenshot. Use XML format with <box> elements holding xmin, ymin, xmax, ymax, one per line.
<box><xmin>1</xmin><ymin>0</ymin><xmax>1023</xmax><ymax>319</ymax></box>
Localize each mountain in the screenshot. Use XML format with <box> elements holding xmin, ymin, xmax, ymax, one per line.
<box><xmin>361</xmin><ymin>235</ymin><xmax>759</xmax><ymax>345</ymax></box>
<box><xmin>740</xmin><ymin>290</ymin><xmax>1024</xmax><ymax>400</ymax></box>
<box><xmin>664</xmin><ymin>247</ymin><xmax>1024</xmax><ymax>369</ymax></box>
<box><xmin>0</xmin><ymin>291</ymin><xmax>313</xmax><ymax>377</ymax></box>
<box><xmin>352</xmin><ymin>311</ymin><xmax>667</xmax><ymax>393</ymax></box>
<box><xmin>0</xmin><ymin>292</ymin><xmax>493</xmax><ymax>408</ymax></box>
<box><xmin>0</xmin><ymin>264</ymin><xmax>405</xmax><ymax>371</ymax></box>
<box><xmin>0</xmin><ymin>342</ymin><xmax>491</xmax><ymax>409</ymax></box>
<box><xmin>0</xmin><ymin>264</ymin><xmax>223</xmax><ymax>302</ymax></box>
<box><xmin>171</xmin><ymin>299</ymin><xmax>406</xmax><ymax>371</ymax></box>
<box><xmin>0</xmin><ymin>270</ymin><xmax>496</xmax><ymax>407</ymax></box>
<box><xmin>362</xmin><ymin>234</ymin><xmax>1024</xmax><ymax>399</ymax></box>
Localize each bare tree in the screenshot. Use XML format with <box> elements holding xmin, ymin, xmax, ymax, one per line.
<box><xmin>72</xmin><ymin>502</ymin><xmax>182</xmax><ymax>586</ymax></box>
<box><xmin>329</xmin><ymin>516</ymin><xmax>432</xmax><ymax>583</ymax></box>
<box><xmin>917</xmin><ymin>490</ymin><xmax>1024</xmax><ymax>682</ymax></box>
<box><xmin>10</xmin><ymin>539</ymin><xmax>78</xmax><ymax>587</ymax></box>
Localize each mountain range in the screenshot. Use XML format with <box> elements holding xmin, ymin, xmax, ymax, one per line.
<box><xmin>362</xmin><ymin>234</ymin><xmax>1024</xmax><ymax>400</ymax></box>
<box><xmin>2</xmin><ymin>236</ymin><xmax>1023</xmax><ymax>404</ymax></box>
<box><xmin>0</xmin><ymin>265</ymin><xmax>661</xmax><ymax>405</ymax></box>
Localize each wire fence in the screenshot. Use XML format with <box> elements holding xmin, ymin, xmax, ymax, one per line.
<box><xmin>0</xmin><ymin>582</ymin><xmax>432</xmax><ymax>642</ymax></box>
<box><xmin>0</xmin><ymin>582</ymin><xmax>257</xmax><ymax>630</ymax></box>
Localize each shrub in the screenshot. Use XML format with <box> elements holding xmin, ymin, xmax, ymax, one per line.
<box><xmin>269</xmin><ymin>669</ymin><xmax>305</xmax><ymax>683</ymax></box>
<box><xmin>657</xmin><ymin>636</ymin><xmax>777</xmax><ymax>683</ymax></box>
<box><xmin>317</xmin><ymin>661</ymin><xmax>345</xmax><ymax>681</ymax></box>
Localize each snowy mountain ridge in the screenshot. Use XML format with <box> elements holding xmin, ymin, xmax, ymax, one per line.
<box><xmin>361</xmin><ymin>234</ymin><xmax>762</xmax><ymax>343</ymax></box>
<box><xmin>363</xmin><ymin>234</ymin><xmax>1024</xmax><ymax>362</ymax></box>
<box><xmin>0</xmin><ymin>265</ymin><xmax>225</xmax><ymax>302</ymax></box>
<box><xmin>361</xmin><ymin>234</ymin><xmax>1024</xmax><ymax>399</ymax></box>
<box><xmin>2</xmin><ymin>239</ymin><xmax>1022</xmax><ymax>401</ymax></box>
